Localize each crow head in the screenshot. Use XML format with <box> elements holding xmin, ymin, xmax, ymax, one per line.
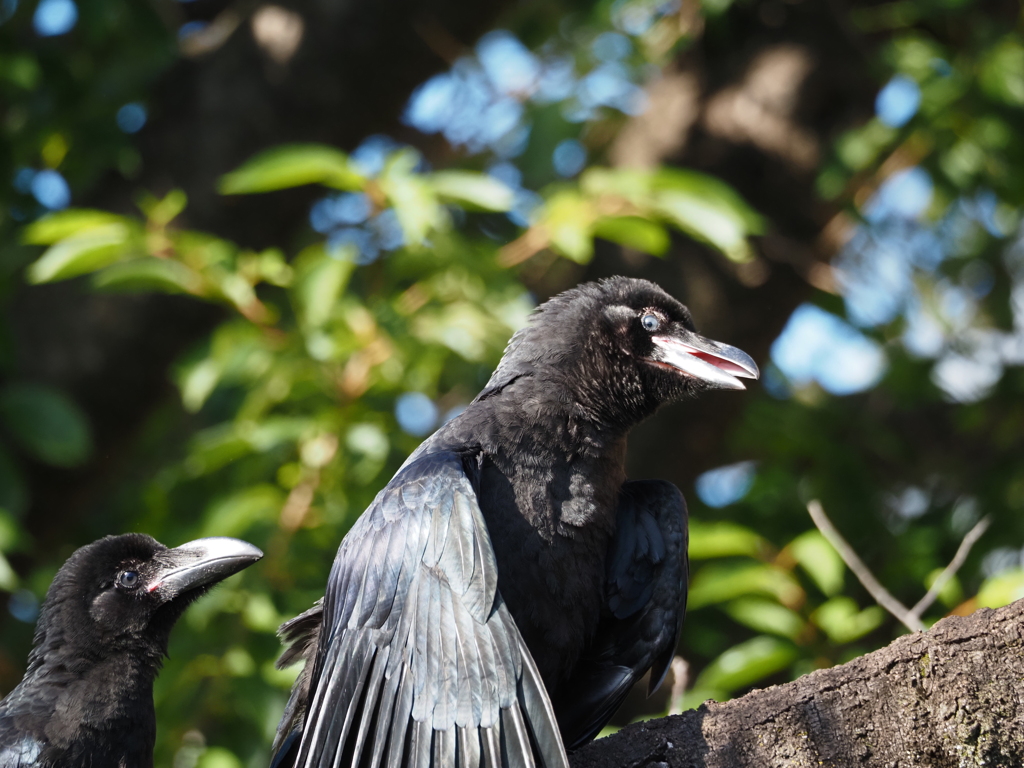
<box><xmin>488</xmin><ymin>277</ymin><xmax>758</xmax><ymax>432</ymax></box>
<box><xmin>596</xmin><ymin>276</ymin><xmax>759</xmax><ymax>402</ymax></box>
<box><xmin>39</xmin><ymin>534</ymin><xmax>263</xmax><ymax>658</ymax></box>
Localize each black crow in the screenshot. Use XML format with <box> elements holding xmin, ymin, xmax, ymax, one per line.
<box><xmin>272</xmin><ymin>276</ymin><xmax>758</xmax><ymax>768</ymax></box>
<box><xmin>0</xmin><ymin>534</ymin><xmax>263</xmax><ymax>768</ymax></box>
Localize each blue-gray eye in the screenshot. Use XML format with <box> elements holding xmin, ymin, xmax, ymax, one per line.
<box><xmin>641</xmin><ymin>313</ymin><xmax>660</xmax><ymax>332</ymax></box>
<box><xmin>118</xmin><ymin>571</ymin><xmax>140</xmax><ymax>589</ymax></box>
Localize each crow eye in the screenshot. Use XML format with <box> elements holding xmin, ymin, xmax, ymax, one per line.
<box><xmin>641</xmin><ymin>313</ymin><xmax>660</xmax><ymax>332</ymax></box>
<box><xmin>118</xmin><ymin>571</ymin><xmax>140</xmax><ymax>590</ymax></box>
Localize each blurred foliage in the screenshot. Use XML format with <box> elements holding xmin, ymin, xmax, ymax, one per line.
<box><xmin>2</xmin><ymin>0</ymin><xmax>1024</xmax><ymax>765</ymax></box>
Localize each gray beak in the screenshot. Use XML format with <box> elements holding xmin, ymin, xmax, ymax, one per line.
<box><xmin>649</xmin><ymin>332</ymin><xmax>760</xmax><ymax>390</ymax></box>
<box><xmin>148</xmin><ymin>537</ymin><xmax>263</xmax><ymax>599</ymax></box>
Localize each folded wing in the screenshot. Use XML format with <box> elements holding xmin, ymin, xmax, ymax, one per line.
<box><xmin>553</xmin><ymin>479</ymin><xmax>688</xmax><ymax>749</ymax></box>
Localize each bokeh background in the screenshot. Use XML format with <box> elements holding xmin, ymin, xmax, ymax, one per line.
<box><xmin>2</xmin><ymin>0</ymin><xmax>1024</xmax><ymax>765</ymax></box>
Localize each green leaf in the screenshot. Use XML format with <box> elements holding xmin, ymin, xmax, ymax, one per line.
<box><xmin>978</xmin><ymin>37</ymin><xmax>1024</xmax><ymax>107</ymax></box>
<box><xmin>380</xmin><ymin>150</ymin><xmax>445</xmax><ymax>246</ymax></box>
<box><xmin>219</xmin><ymin>144</ymin><xmax>365</xmax><ymax>194</ymax></box>
<box><xmin>92</xmin><ymin>257</ymin><xmax>204</xmax><ymax>295</ymax></box>
<box><xmin>186</xmin><ymin>418</ymin><xmax>314</xmax><ymax>476</ymax></box>
<box><xmin>976</xmin><ymin>569</ymin><xmax>1024</xmax><ymax>609</ymax></box>
<box><xmin>412</xmin><ymin>301</ymin><xmax>506</xmax><ymax>362</ymax></box>
<box><xmin>540</xmin><ymin>190</ymin><xmax>594</xmax><ymax>263</ymax></box>
<box><xmin>812</xmin><ymin>597</ymin><xmax>885</xmax><ymax>643</ymax></box>
<box><xmin>693</xmin><ymin>635</ymin><xmax>798</xmax><ymax>693</ymax></box>
<box><xmin>26</xmin><ymin>223</ymin><xmax>136</xmax><ymax>283</ymax></box>
<box><xmin>197</xmin><ymin>747</ymin><xmax>243</xmax><ymax>768</ymax></box>
<box><xmin>138</xmin><ymin>189</ymin><xmax>188</xmax><ymax>226</ymax></box>
<box><xmin>654</xmin><ymin>191</ymin><xmax>753</xmax><ymax>262</ymax></box>
<box><xmin>22</xmin><ymin>209</ymin><xmax>126</xmax><ymax>245</ymax></box>
<box><xmin>593</xmin><ymin>216</ymin><xmax>669</xmax><ymax>255</ymax></box>
<box><xmin>651</xmin><ymin>168</ymin><xmax>762</xmax><ymax>262</ymax></box>
<box><xmin>687</xmin><ymin>520</ymin><xmax>767</xmax><ymax>560</ymax></box>
<box><xmin>0</xmin><ymin>508</ymin><xmax>25</xmax><ymax>552</ymax></box>
<box><xmin>789</xmin><ymin>530</ymin><xmax>845</xmax><ymax>597</ymax></box>
<box><xmin>579</xmin><ymin>167</ymin><xmax>652</xmax><ymax>203</ymax></box>
<box><xmin>293</xmin><ymin>245</ymin><xmax>354</xmax><ymax>328</ymax></box>
<box><xmin>0</xmin><ymin>551</ymin><xmax>17</xmax><ymax>592</ymax></box>
<box><xmin>0</xmin><ymin>384</ymin><xmax>93</xmax><ymax>467</ymax></box>
<box><xmin>200</xmin><ymin>485</ymin><xmax>285</xmax><ymax>538</ymax></box>
<box><xmin>653</xmin><ymin>168</ymin><xmax>763</xmax><ymax>230</ymax></box>
<box><xmin>923</xmin><ymin>567</ymin><xmax>963</xmax><ymax>609</ymax></box>
<box><xmin>725</xmin><ymin>597</ymin><xmax>806</xmax><ymax>639</ymax></box>
<box><xmin>688</xmin><ymin>562</ymin><xmax>804</xmax><ymax>610</ymax></box>
<box><xmin>429</xmin><ymin>171</ymin><xmax>514</xmax><ymax>211</ymax></box>
<box><xmin>179</xmin><ymin>359</ymin><xmax>221</xmax><ymax>414</ymax></box>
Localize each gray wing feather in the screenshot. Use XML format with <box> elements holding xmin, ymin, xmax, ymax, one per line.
<box><xmin>280</xmin><ymin>452</ymin><xmax>568</xmax><ymax>768</ymax></box>
<box><xmin>500</xmin><ymin>703</ymin><xmax>535</xmax><ymax>768</ymax></box>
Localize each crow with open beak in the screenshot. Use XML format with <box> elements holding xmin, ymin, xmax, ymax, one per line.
<box><xmin>273</xmin><ymin>276</ymin><xmax>759</xmax><ymax>768</ymax></box>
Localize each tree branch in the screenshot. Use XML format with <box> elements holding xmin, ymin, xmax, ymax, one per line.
<box><xmin>910</xmin><ymin>515</ymin><xmax>991</xmax><ymax>619</ymax></box>
<box><xmin>807</xmin><ymin>499</ymin><xmax>925</xmax><ymax>633</ymax></box>
<box><xmin>570</xmin><ymin>597</ymin><xmax>1024</xmax><ymax>768</ymax></box>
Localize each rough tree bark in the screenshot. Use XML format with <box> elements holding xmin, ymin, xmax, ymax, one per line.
<box><xmin>572</xmin><ymin>598</ymin><xmax>1024</xmax><ymax>767</ymax></box>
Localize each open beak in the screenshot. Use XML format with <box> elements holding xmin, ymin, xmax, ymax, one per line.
<box><xmin>148</xmin><ymin>537</ymin><xmax>263</xmax><ymax>598</ymax></box>
<box><xmin>649</xmin><ymin>331</ymin><xmax>760</xmax><ymax>390</ymax></box>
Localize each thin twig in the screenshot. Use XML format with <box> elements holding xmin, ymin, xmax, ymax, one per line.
<box><xmin>807</xmin><ymin>499</ymin><xmax>925</xmax><ymax>633</ymax></box>
<box><xmin>910</xmin><ymin>515</ymin><xmax>992</xmax><ymax>619</ymax></box>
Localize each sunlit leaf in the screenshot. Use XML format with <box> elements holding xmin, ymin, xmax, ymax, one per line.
<box><xmin>138</xmin><ymin>189</ymin><xmax>188</xmax><ymax>226</ymax></box>
<box><xmin>688</xmin><ymin>520</ymin><xmax>768</xmax><ymax>560</ymax></box>
<box><xmin>93</xmin><ymin>257</ymin><xmax>204</xmax><ymax>295</ymax></box>
<box><xmin>693</xmin><ymin>635</ymin><xmax>798</xmax><ymax>693</ymax></box>
<box><xmin>26</xmin><ymin>223</ymin><xmax>137</xmax><ymax>283</ymax></box>
<box><xmin>412</xmin><ymin>301</ymin><xmax>506</xmax><ymax>362</ymax></box>
<box><xmin>200</xmin><ymin>485</ymin><xmax>285</xmax><ymax>538</ymax></box>
<box><xmin>197</xmin><ymin>746</ymin><xmax>243</xmax><ymax>768</ymax></box>
<box><xmin>653</xmin><ymin>190</ymin><xmax>754</xmax><ymax>262</ymax></box>
<box><xmin>976</xmin><ymin>569</ymin><xmax>1024</xmax><ymax>609</ymax></box>
<box><xmin>380</xmin><ymin>150</ymin><xmax>445</xmax><ymax>246</ymax></box>
<box><xmin>688</xmin><ymin>562</ymin><xmax>804</xmax><ymax>610</ymax></box>
<box><xmin>788</xmin><ymin>530</ymin><xmax>845</xmax><ymax>597</ymax></box>
<box><xmin>0</xmin><ymin>384</ymin><xmax>93</xmax><ymax>467</ymax></box>
<box><xmin>429</xmin><ymin>171</ymin><xmax>514</xmax><ymax>211</ymax></box>
<box><xmin>579</xmin><ymin>167</ymin><xmax>652</xmax><ymax>203</ymax></box>
<box><xmin>593</xmin><ymin>216</ymin><xmax>669</xmax><ymax>255</ymax></box>
<box><xmin>180</xmin><ymin>359</ymin><xmax>221</xmax><ymax>414</ymax></box>
<box><xmin>186</xmin><ymin>418</ymin><xmax>314</xmax><ymax>476</ymax></box>
<box><xmin>0</xmin><ymin>551</ymin><xmax>18</xmax><ymax>592</ymax></box>
<box><xmin>539</xmin><ymin>190</ymin><xmax>594</xmax><ymax>263</ymax></box>
<box><xmin>651</xmin><ymin>168</ymin><xmax>762</xmax><ymax>262</ymax></box>
<box><xmin>725</xmin><ymin>597</ymin><xmax>806</xmax><ymax>639</ymax></box>
<box><xmin>293</xmin><ymin>245</ymin><xmax>354</xmax><ymax>328</ymax></box>
<box><xmin>0</xmin><ymin>509</ymin><xmax>25</xmax><ymax>552</ymax></box>
<box><xmin>978</xmin><ymin>36</ymin><xmax>1024</xmax><ymax>107</ymax></box>
<box><xmin>812</xmin><ymin>596</ymin><xmax>885</xmax><ymax>643</ymax></box>
<box><xmin>219</xmin><ymin>144</ymin><xmax>365</xmax><ymax>194</ymax></box>
<box><xmin>22</xmin><ymin>209</ymin><xmax>127</xmax><ymax>245</ymax></box>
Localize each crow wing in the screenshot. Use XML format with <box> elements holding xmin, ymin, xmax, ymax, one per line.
<box><xmin>553</xmin><ymin>480</ymin><xmax>688</xmax><ymax>750</ymax></box>
<box><xmin>277</xmin><ymin>451</ymin><xmax>568</xmax><ymax>768</ymax></box>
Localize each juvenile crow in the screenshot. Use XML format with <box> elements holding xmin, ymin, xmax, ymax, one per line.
<box><xmin>273</xmin><ymin>277</ymin><xmax>758</xmax><ymax>768</ymax></box>
<box><xmin>0</xmin><ymin>534</ymin><xmax>263</xmax><ymax>768</ymax></box>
